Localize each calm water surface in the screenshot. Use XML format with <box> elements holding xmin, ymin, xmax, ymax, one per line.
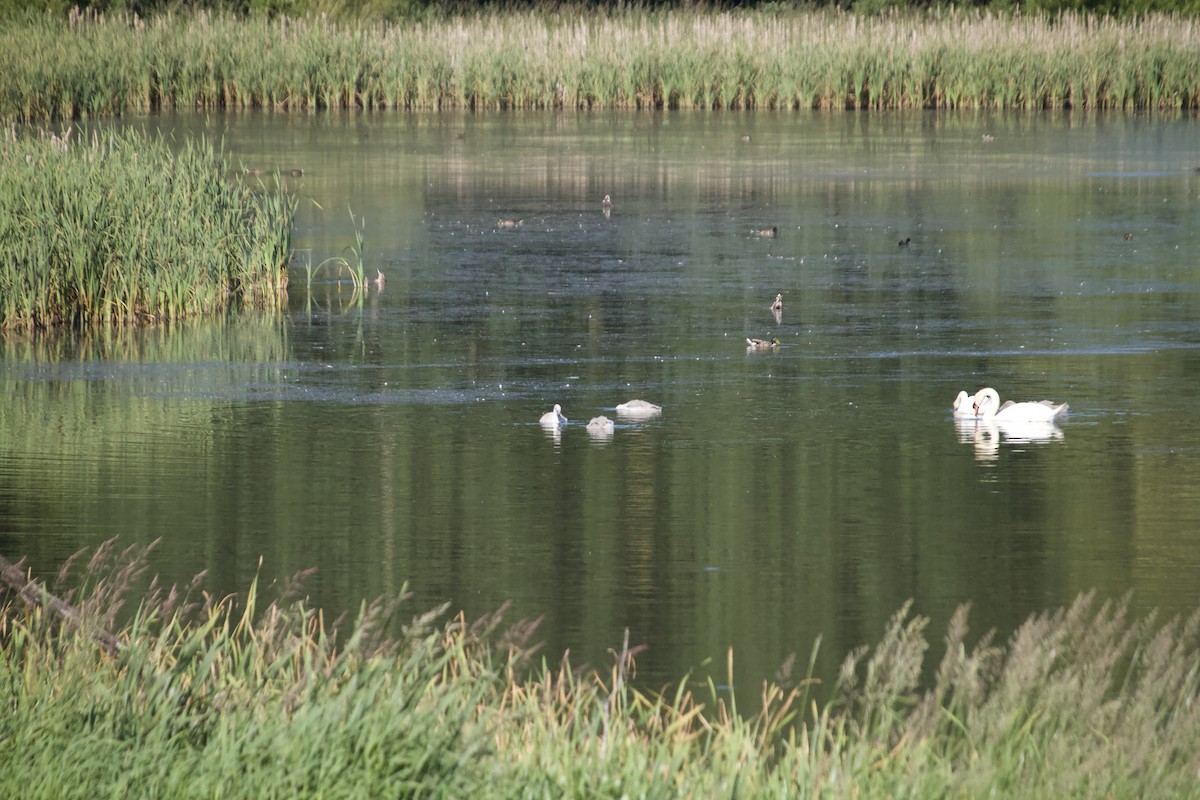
<box><xmin>3</xmin><ymin>110</ymin><xmax>1200</xmax><ymax>695</ymax></box>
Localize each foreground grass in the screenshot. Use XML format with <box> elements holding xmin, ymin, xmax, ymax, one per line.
<box><xmin>0</xmin><ymin>126</ymin><xmax>294</xmax><ymax>329</ymax></box>
<box><xmin>1</xmin><ymin>7</ymin><xmax>1198</xmax><ymax>124</ymax></box>
<box><xmin>3</xmin><ymin>543</ymin><xmax>1200</xmax><ymax>798</ymax></box>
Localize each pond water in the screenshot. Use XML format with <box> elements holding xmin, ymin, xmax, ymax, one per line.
<box><xmin>3</xmin><ymin>110</ymin><xmax>1200</xmax><ymax>697</ymax></box>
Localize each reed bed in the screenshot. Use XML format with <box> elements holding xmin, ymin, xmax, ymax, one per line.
<box><xmin>0</xmin><ymin>125</ymin><xmax>295</xmax><ymax>329</ymax></box>
<box><xmin>4</xmin><ymin>541</ymin><xmax>1200</xmax><ymax>798</ymax></box>
<box><xmin>1</xmin><ymin>7</ymin><xmax>1198</xmax><ymax>123</ymax></box>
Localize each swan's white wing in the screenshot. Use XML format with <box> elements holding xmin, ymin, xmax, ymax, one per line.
<box><xmin>994</xmin><ymin>401</ymin><xmax>1066</xmax><ymax>422</ymax></box>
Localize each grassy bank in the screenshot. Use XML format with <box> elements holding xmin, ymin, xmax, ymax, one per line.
<box><xmin>0</xmin><ymin>126</ymin><xmax>295</xmax><ymax>329</ymax></box>
<box><xmin>3</xmin><ymin>543</ymin><xmax>1200</xmax><ymax>798</ymax></box>
<box><xmin>1</xmin><ymin>7</ymin><xmax>1198</xmax><ymax>123</ymax></box>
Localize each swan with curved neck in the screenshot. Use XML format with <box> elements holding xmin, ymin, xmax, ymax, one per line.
<box><xmin>952</xmin><ymin>390</ymin><xmax>979</xmax><ymax>419</ymax></box>
<box><xmin>973</xmin><ymin>388</ymin><xmax>1068</xmax><ymax>422</ymax></box>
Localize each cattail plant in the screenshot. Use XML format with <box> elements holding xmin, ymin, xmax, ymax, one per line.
<box><xmin>1</xmin><ymin>8</ymin><xmax>1197</xmax><ymax>124</ymax></box>
<box><xmin>0</xmin><ymin>126</ymin><xmax>295</xmax><ymax>328</ymax></box>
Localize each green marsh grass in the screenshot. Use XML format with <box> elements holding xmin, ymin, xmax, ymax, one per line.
<box><xmin>4</xmin><ymin>541</ymin><xmax>1200</xmax><ymax>798</ymax></box>
<box><xmin>1</xmin><ymin>7</ymin><xmax>1198</xmax><ymax>123</ymax></box>
<box><xmin>0</xmin><ymin>126</ymin><xmax>295</xmax><ymax>328</ymax></box>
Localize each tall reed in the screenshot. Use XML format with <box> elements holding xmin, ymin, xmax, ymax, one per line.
<box><xmin>4</xmin><ymin>541</ymin><xmax>1200</xmax><ymax>798</ymax></box>
<box><xmin>1</xmin><ymin>7</ymin><xmax>1197</xmax><ymax>123</ymax></box>
<box><xmin>0</xmin><ymin>126</ymin><xmax>295</xmax><ymax>328</ymax></box>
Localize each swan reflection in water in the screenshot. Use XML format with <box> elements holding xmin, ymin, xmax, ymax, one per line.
<box><xmin>955</xmin><ymin>417</ymin><xmax>1064</xmax><ymax>462</ymax></box>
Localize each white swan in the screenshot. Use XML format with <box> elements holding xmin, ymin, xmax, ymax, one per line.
<box><xmin>586</xmin><ymin>415</ymin><xmax>615</xmax><ymax>434</ymax></box>
<box><xmin>973</xmin><ymin>387</ymin><xmax>1068</xmax><ymax>422</ymax></box>
<box><xmin>952</xmin><ymin>390</ymin><xmax>980</xmax><ymax>419</ymax></box>
<box><xmin>539</xmin><ymin>404</ymin><xmax>568</xmax><ymax>427</ymax></box>
<box><xmin>615</xmin><ymin>399</ymin><xmax>662</xmax><ymax>418</ymax></box>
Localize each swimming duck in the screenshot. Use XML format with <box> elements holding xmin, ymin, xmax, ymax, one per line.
<box><xmin>602</xmin><ymin>194</ymin><xmax>613</xmax><ymax>209</ymax></box>
<box><xmin>289</xmin><ymin>168</ymin><xmax>304</xmax><ymax>177</ymax></box>
<box><xmin>770</xmin><ymin>293</ymin><xmax>783</xmax><ymax>312</ymax></box>
<box><xmin>753</xmin><ymin>227</ymin><xmax>779</xmax><ymax>238</ymax></box>
<box><xmin>371</xmin><ymin>269</ymin><xmax>385</xmax><ymax>289</ymax></box>
<box><xmin>746</xmin><ymin>338</ymin><xmax>781</xmax><ymax>349</ymax></box>
<box><xmin>539</xmin><ymin>404</ymin><xmax>568</xmax><ymax>427</ymax></box>
<box><xmin>898</xmin><ymin>237</ymin><xmax>911</xmax><ymax>247</ymax></box>
<box><xmin>497</xmin><ymin>218</ymin><xmax>524</xmax><ymax>229</ymax></box>
<box><xmin>973</xmin><ymin>388</ymin><xmax>1068</xmax><ymax>422</ymax></box>
<box><xmin>586</xmin><ymin>415</ymin><xmax>615</xmax><ymax>434</ymax></box>
<box><xmin>615</xmin><ymin>399</ymin><xmax>662</xmax><ymax>418</ymax></box>
<box><xmin>740</xmin><ymin>134</ymin><xmax>752</xmax><ymax>143</ymax></box>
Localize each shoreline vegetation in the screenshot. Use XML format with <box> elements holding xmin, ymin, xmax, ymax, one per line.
<box><xmin>3</xmin><ymin>542</ymin><xmax>1200</xmax><ymax>798</ymax></box>
<box><xmin>1</xmin><ymin>7</ymin><xmax>1198</xmax><ymax>125</ymax></box>
<box><xmin>1</xmin><ymin>8</ymin><xmax>1195</xmax><ymax>331</ymax></box>
<box><xmin>0</xmin><ymin>126</ymin><xmax>294</xmax><ymax>329</ymax></box>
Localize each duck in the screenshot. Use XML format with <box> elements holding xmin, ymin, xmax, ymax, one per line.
<box><xmin>898</xmin><ymin>237</ymin><xmax>912</xmax><ymax>247</ymax></box>
<box><xmin>753</xmin><ymin>227</ymin><xmax>779</xmax><ymax>238</ymax></box>
<box><xmin>770</xmin><ymin>293</ymin><xmax>783</xmax><ymax>312</ymax></box>
<box><xmin>746</xmin><ymin>337</ymin><xmax>781</xmax><ymax>350</ymax></box>
<box><xmin>586</xmin><ymin>415</ymin><xmax>615</xmax><ymax>434</ymax></box>
<box><xmin>497</xmin><ymin>218</ymin><xmax>524</xmax><ymax>229</ymax></box>
<box><xmin>602</xmin><ymin>194</ymin><xmax>613</xmax><ymax>209</ymax></box>
<box><xmin>371</xmin><ymin>269</ymin><xmax>385</xmax><ymax>289</ymax></box>
<box><xmin>1123</xmin><ymin>232</ymin><xmax>1134</xmax><ymax>241</ymax></box>
<box><xmin>289</xmin><ymin>168</ymin><xmax>304</xmax><ymax>177</ymax></box>
<box><xmin>539</xmin><ymin>404</ymin><xmax>568</xmax><ymax>427</ymax></box>
<box><xmin>615</xmin><ymin>399</ymin><xmax>662</xmax><ymax>418</ymax></box>
<box><xmin>740</xmin><ymin>134</ymin><xmax>752</xmax><ymax>143</ymax></box>
<box><xmin>972</xmin><ymin>387</ymin><xmax>1068</xmax><ymax>422</ymax></box>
